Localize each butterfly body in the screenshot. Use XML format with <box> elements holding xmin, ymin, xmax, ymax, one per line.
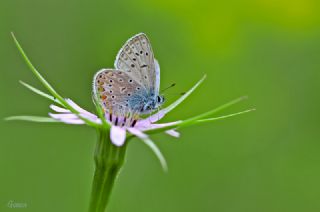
<box><xmin>93</xmin><ymin>33</ymin><xmax>164</xmax><ymax>126</ymax></box>
<box><xmin>136</xmin><ymin>90</ymin><xmax>164</xmax><ymax>114</ymax></box>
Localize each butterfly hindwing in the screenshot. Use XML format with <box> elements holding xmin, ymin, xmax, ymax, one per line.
<box><xmin>93</xmin><ymin>69</ymin><xmax>147</xmax><ymax>116</ymax></box>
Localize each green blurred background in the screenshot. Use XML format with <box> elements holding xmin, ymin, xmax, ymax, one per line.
<box><xmin>1</xmin><ymin>0</ymin><xmax>320</xmax><ymax>211</ymax></box>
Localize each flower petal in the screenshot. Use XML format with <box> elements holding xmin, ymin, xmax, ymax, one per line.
<box><xmin>127</xmin><ymin>127</ymin><xmax>147</xmax><ymax>138</ymax></box>
<box><xmin>65</xmin><ymin>99</ymin><xmax>97</xmax><ymax>119</ymax></box>
<box><xmin>59</xmin><ymin>119</ymin><xmax>86</xmax><ymax>124</ymax></box>
<box><xmin>110</xmin><ymin>126</ymin><xmax>126</xmax><ymax>146</ymax></box>
<box><xmin>49</xmin><ymin>113</ymin><xmax>78</xmax><ymax>119</ymax></box>
<box><xmin>50</xmin><ymin>105</ymin><xmax>70</xmax><ymax>113</ymax></box>
<box><xmin>148</xmin><ymin>111</ymin><xmax>166</xmax><ymax>123</ymax></box>
<box><xmin>20</xmin><ymin>81</ymin><xmax>61</xmax><ymax>104</ymax></box>
<box><xmin>49</xmin><ymin>113</ymin><xmax>86</xmax><ymax>124</ymax></box>
<box><xmin>135</xmin><ymin>120</ymin><xmax>182</xmax><ymax>131</ymax></box>
<box><xmin>49</xmin><ymin>111</ymin><xmax>101</xmax><ymax>125</ymax></box>
<box><xmin>165</xmin><ymin>129</ymin><xmax>180</xmax><ymax>138</ymax></box>
<box><xmin>128</xmin><ymin>128</ymin><xmax>168</xmax><ymax>172</ymax></box>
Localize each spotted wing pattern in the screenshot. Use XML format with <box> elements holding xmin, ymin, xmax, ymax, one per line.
<box><xmin>93</xmin><ymin>69</ymin><xmax>146</xmax><ymax>120</ymax></box>
<box><xmin>114</xmin><ymin>33</ymin><xmax>157</xmax><ymax>94</ymax></box>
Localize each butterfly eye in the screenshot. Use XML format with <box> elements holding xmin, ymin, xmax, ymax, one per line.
<box><xmin>157</xmin><ymin>96</ymin><xmax>165</xmax><ymax>103</ymax></box>
<box><xmin>157</xmin><ymin>96</ymin><xmax>164</xmax><ymax>103</ymax></box>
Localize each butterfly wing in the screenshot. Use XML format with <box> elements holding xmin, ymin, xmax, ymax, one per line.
<box><xmin>93</xmin><ymin>69</ymin><xmax>146</xmax><ymax>118</ymax></box>
<box><xmin>154</xmin><ymin>58</ymin><xmax>160</xmax><ymax>95</ymax></box>
<box><xmin>114</xmin><ymin>33</ymin><xmax>159</xmax><ymax>95</ymax></box>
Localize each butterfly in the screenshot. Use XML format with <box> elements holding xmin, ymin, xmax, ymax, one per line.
<box><xmin>93</xmin><ymin>33</ymin><xmax>165</xmax><ymax>127</ymax></box>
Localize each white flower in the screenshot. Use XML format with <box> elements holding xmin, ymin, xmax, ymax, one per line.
<box><xmin>48</xmin><ymin>98</ymin><xmax>182</xmax><ymax>146</ymax></box>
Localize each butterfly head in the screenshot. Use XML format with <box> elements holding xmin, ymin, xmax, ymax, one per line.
<box><xmin>141</xmin><ymin>95</ymin><xmax>165</xmax><ymax>114</ymax></box>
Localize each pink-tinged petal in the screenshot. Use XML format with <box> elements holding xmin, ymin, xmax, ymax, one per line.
<box><xmin>134</xmin><ymin>119</ymin><xmax>152</xmax><ymax>129</ymax></box>
<box><xmin>59</xmin><ymin>119</ymin><xmax>86</xmax><ymax>124</ymax></box>
<box><xmin>135</xmin><ymin>120</ymin><xmax>182</xmax><ymax>131</ymax></box>
<box><xmin>74</xmin><ymin>114</ymin><xmax>101</xmax><ymax>124</ymax></box>
<box><xmin>50</xmin><ymin>100</ymin><xmax>101</xmax><ymax>125</ymax></box>
<box><xmin>137</xmin><ymin>112</ymin><xmax>163</xmax><ymax>127</ymax></box>
<box><xmin>50</xmin><ymin>105</ymin><xmax>70</xmax><ymax>113</ymax></box>
<box><xmin>79</xmin><ymin>113</ymin><xmax>99</xmax><ymax>122</ymax></box>
<box><xmin>49</xmin><ymin>113</ymin><xmax>86</xmax><ymax>124</ymax></box>
<box><xmin>65</xmin><ymin>99</ymin><xmax>97</xmax><ymax>119</ymax></box>
<box><xmin>127</xmin><ymin>128</ymin><xmax>147</xmax><ymax>138</ymax></box>
<box><xmin>146</xmin><ymin>110</ymin><xmax>166</xmax><ymax>123</ymax></box>
<box><xmin>165</xmin><ymin>129</ymin><xmax>180</xmax><ymax>138</ymax></box>
<box><xmin>49</xmin><ymin>113</ymin><xmax>101</xmax><ymax>125</ymax></box>
<box><xmin>49</xmin><ymin>113</ymin><xmax>79</xmax><ymax>119</ymax></box>
<box><xmin>110</xmin><ymin>126</ymin><xmax>126</xmax><ymax>146</ymax></box>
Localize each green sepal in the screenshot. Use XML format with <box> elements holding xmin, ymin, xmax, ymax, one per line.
<box><xmin>5</xmin><ymin>116</ymin><xmax>59</xmax><ymax>123</ymax></box>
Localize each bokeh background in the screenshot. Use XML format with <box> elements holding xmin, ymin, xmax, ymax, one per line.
<box><xmin>1</xmin><ymin>0</ymin><xmax>320</xmax><ymax>211</ymax></box>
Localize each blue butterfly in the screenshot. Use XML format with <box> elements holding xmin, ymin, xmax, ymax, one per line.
<box><xmin>93</xmin><ymin>33</ymin><xmax>164</xmax><ymax>127</ymax></box>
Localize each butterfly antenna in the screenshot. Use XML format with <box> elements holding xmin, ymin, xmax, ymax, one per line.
<box><xmin>162</xmin><ymin>92</ymin><xmax>186</xmax><ymax>97</ymax></box>
<box><xmin>161</xmin><ymin>83</ymin><xmax>176</xmax><ymax>94</ymax></box>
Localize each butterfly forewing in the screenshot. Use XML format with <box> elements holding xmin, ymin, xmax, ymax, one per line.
<box><xmin>114</xmin><ymin>33</ymin><xmax>158</xmax><ymax>93</ymax></box>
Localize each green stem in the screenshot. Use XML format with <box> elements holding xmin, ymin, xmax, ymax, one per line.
<box><xmin>89</xmin><ymin>129</ymin><xmax>127</xmax><ymax>212</ymax></box>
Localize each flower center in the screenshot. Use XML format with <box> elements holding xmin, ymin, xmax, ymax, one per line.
<box><xmin>106</xmin><ymin>113</ymin><xmax>138</xmax><ymax>127</ymax></box>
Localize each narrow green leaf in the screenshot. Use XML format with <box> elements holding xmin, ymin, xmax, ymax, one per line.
<box><xmin>177</xmin><ymin>96</ymin><xmax>248</xmax><ymax>128</ymax></box>
<box><xmin>11</xmin><ymin>32</ymin><xmax>100</xmax><ymax>128</ymax></box>
<box><xmin>5</xmin><ymin>116</ymin><xmax>59</xmax><ymax>123</ymax></box>
<box><xmin>146</xmin><ymin>107</ymin><xmax>254</xmax><ymax>135</ymax></box>
<box><xmin>196</xmin><ymin>108</ymin><xmax>256</xmax><ymax>123</ymax></box>
<box><xmin>20</xmin><ymin>81</ymin><xmax>63</xmax><ymax>105</ymax></box>
<box><xmin>11</xmin><ymin>32</ymin><xmax>64</xmax><ymax>104</ymax></box>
